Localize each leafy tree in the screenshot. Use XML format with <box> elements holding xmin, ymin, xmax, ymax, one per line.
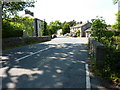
<box><xmin>2</xmin><ymin>16</ymin><xmax>34</xmax><ymax>38</ymax></box>
<box><xmin>22</xmin><ymin>16</ymin><xmax>34</xmax><ymax>37</ymax></box>
<box><xmin>2</xmin><ymin>19</ymin><xmax>23</xmax><ymax>38</ymax></box>
<box><xmin>62</xmin><ymin>23</ymin><xmax>70</xmax><ymax>35</ymax></box>
<box><xmin>91</xmin><ymin>17</ymin><xmax>107</xmax><ymax>42</ymax></box>
<box><xmin>113</xmin><ymin>0</ymin><xmax>119</xmax><ymax>4</ymax></box>
<box><xmin>107</xmin><ymin>24</ymin><xmax>111</xmax><ymax>27</ymax></box>
<box><xmin>67</xmin><ymin>20</ymin><xmax>76</xmax><ymax>27</ymax></box>
<box><xmin>112</xmin><ymin>12</ymin><xmax>120</xmax><ymax>30</ymax></box>
<box><xmin>48</xmin><ymin>20</ymin><xmax>62</xmax><ymax>35</ymax></box>
<box><xmin>91</xmin><ymin>17</ymin><xmax>115</xmax><ymax>48</ymax></box>
<box><xmin>2</xmin><ymin>2</ymin><xmax>35</xmax><ymax>18</ymax></box>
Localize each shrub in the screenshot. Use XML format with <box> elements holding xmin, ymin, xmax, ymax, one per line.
<box><xmin>112</xmin><ymin>36</ymin><xmax>120</xmax><ymax>51</ymax></box>
<box><xmin>66</xmin><ymin>33</ymin><xmax>70</xmax><ymax>36</ymax></box>
<box><xmin>75</xmin><ymin>30</ymin><xmax>80</xmax><ymax>37</ymax></box>
<box><xmin>2</xmin><ymin>16</ymin><xmax>34</xmax><ymax>38</ymax></box>
<box><xmin>90</xmin><ymin>17</ymin><xmax>120</xmax><ymax>86</ymax></box>
<box><xmin>114</xmin><ymin>31</ymin><xmax>120</xmax><ymax>36</ymax></box>
<box><xmin>2</xmin><ymin>19</ymin><xmax>23</xmax><ymax>38</ymax></box>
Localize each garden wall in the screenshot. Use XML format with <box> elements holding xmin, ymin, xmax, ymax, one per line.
<box><xmin>2</xmin><ymin>36</ymin><xmax>51</xmax><ymax>50</ymax></box>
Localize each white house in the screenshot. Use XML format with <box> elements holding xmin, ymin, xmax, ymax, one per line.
<box><xmin>21</xmin><ymin>10</ymin><xmax>43</xmax><ymax>37</ymax></box>
<box><xmin>70</xmin><ymin>21</ymin><xmax>92</xmax><ymax>37</ymax></box>
<box><xmin>57</xmin><ymin>29</ymin><xmax>62</xmax><ymax>36</ymax></box>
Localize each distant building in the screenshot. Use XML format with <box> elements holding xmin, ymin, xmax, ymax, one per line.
<box><xmin>106</xmin><ymin>27</ymin><xmax>118</xmax><ymax>31</ymax></box>
<box><xmin>21</xmin><ymin>9</ymin><xmax>43</xmax><ymax>37</ymax></box>
<box><xmin>57</xmin><ymin>29</ymin><xmax>62</xmax><ymax>36</ymax></box>
<box><xmin>70</xmin><ymin>21</ymin><xmax>92</xmax><ymax>37</ymax></box>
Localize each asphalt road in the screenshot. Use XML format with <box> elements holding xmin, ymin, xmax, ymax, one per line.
<box><xmin>1</xmin><ymin>37</ymin><xmax>90</xmax><ymax>88</ymax></box>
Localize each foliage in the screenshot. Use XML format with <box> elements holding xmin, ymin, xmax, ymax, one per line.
<box><xmin>67</xmin><ymin>20</ymin><xmax>76</xmax><ymax>27</ymax></box>
<box><xmin>42</xmin><ymin>20</ymin><xmax>49</xmax><ymax>36</ymax></box>
<box><xmin>2</xmin><ymin>19</ymin><xmax>23</xmax><ymax>38</ymax></box>
<box><xmin>112</xmin><ymin>0</ymin><xmax>119</xmax><ymax>4</ymax></box>
<box><xmin>62</xmin><ymin>23</ymin><xmax>70</xmax><ymax>35</ymax></box>
<box><xmin>75</xmin><ymin>30</ymin><xmax>80</xmax><ymax>37</ymax></box>
<box><xmin>2</xmin><ymin>2</ymin><xmax>35</xmax><ymax>18</ymax></box>
<box><xmin>91</xmin><ymin>17</ymin><xmax>107</xmax><ymax>42</ymax></box>
<box><xmin>90</xmin><ymin>16</ymin><xmax>120</xmax><ymax>87</ymax></box>
<box><xmin>114</xmin><ymin>31</ymin><xmax>120</xmax><ymax>36</ymax></box>
<box><xmin>66</xmin><ymin>33</ymin><xmax>70</xmax><ymax>36</ymax></box>
<box><xmin>112</xmin><ymin>36</ymin><xmax>120</xmax><ymax>50</ymax></box>
<box><xmin>2</xmin><ymin>16</ymin><xmax>34</xmax><ymax>38</ymax></box>
<box><xmin>48</xmin><ymin>20</ymin><xmax>62</xmax><ymax>35</ymax></box>
<box><xmin>112</xmin><ymin>12</ymin><xmax>120</xmax><ymax>30</ymax></box>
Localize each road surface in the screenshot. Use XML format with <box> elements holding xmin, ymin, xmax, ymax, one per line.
<box><xmin>1</xmin><ymin>37</ymin><xmax>90</xmax><ymax>88</ymax></box>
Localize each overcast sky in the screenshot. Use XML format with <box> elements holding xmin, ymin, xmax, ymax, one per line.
<box><xmin>19</xmin><ymin>0</ymin><xmax>118</xmax><ymax>24</ymax></box>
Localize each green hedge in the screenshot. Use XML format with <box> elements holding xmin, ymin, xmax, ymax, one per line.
<box><xmin>2</xmin><ymin>19</ymin><xmax>23</xmax><ymax>38</ymax></box>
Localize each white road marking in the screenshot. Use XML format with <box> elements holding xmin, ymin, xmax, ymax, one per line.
<box><xmin>86</xmin><ymin>64</ymin><xmax>91</xmax><ymax>89</ymax></box>
<box><xmin>15</xmin><ymin>47</ymin><xmax>51</xmax><ymax>62</ymax></box>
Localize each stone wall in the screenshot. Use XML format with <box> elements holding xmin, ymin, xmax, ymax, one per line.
<box><xmin>89</xmin><ymin>38</ymin><xmax>120</xmax><ymax>70</ymax></box>
<box><xmin>2</xmin><ymin>36</ymin><xmax>51</xmax><ymax>50</ymax></box>
<box><xmin>89</xmin><ymin>38</ymin><xmax>107</xmax><ymax>67</ymax></box>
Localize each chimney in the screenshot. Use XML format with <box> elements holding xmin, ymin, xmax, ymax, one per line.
<box><xmin>31</xmin><ymin>12</ymin><xmax>34</xmax><ymax>16</ymax></box>
<box><xmin>25</xmin><ymin>9</ymin><xmax>34</xmax><ymax>16</ymax></box>
<box><xmin>87</xmin><ymin>20</ymin><xmax>89</xmax><ymax>23</ymax></box>
<box><xmin>25</xmin><ymin>9</ymin><xmax>30</xmax><ymax>14</ymax></box>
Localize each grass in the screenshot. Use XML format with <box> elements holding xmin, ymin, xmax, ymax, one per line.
<box><xmin>3</xmin><ymin>40</ymin><xmax>51</xmax><ymax>50</ymax></box>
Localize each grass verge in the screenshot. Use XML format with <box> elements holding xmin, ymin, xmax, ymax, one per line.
<box><xmin>3</xmin><ymin>40</ymin><xmax>51</xmax><ymax>51</ymax></box>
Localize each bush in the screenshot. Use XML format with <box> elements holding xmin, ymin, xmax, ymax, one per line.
<box><xmin>90</xmin><ymin>17</ymin><xmax>120</xmax><ymax>86</ymax></box>
<box><xmin>2</xmin><ymin>16</ymin><xmax>34</xmax><ymax>38</ymax></box>
<box><xmin>2</xmin><ymin>19</ymin><xmax>23</xmax><ymax>38</ymax></box>
<box><xmin>75</xmin><ymin>30</ymin><xmax>80</xmax><ymax>37</ymax></box>
<box><xmin>112</xmin><ymin>36</ymin><xmax>120</xmax><ymax>51</ymax></box>
<box><xmin>114</xmin><ymin>31</ymin><xmax>120</xmax><ymax>36</ymax></box>
<box><xmin>66</xmin><ymin>33</ymin><xmax>70</xmax><ymax>36</ymax></box>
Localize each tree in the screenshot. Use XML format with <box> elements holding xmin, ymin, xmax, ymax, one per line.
<box><xmin>48</xmin><ymin>20</ymin><xmax>62</xmax><ymax>35</ymax></box>
<box><xmin>91</xmin><ymin>17</ymin><xmax>107</xmax><ymax>42</ymax></box>
<box><xmin>62</xmin><ymin>23</ymin><xmax>70</xmax><ymax>35</ymax></box>
<box><xmin>2</xmin><ymin>2</ymin><xmax>35</xmax><ymax>18</ymax></box>
<box><xmin>112</xmin><ymin>12</ymin><xmax>120</xmax><ymax>30</ymax></box>
<box><xmin>2</xmin><ymin>16</ymin><xmax>34</xmax><ymax>38</ymax></box>
<box><xmin>91</xmin><ymin>17</ymin><xmax>115</xmax><ymax>48</ymax></box>
<box><xmin>67</xmin><ymin>20</ymin><xmax>76</xmax><ymax>27</ymax></box>
<box><xmin>113</xmin><ymin>0</ymin><xmax>119</xmax><ymax>4</ymax></box>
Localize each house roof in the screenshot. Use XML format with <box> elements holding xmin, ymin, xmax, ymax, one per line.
<box><xmin>85</xmin><ymin>29</ymin><xmax>92</xmax><ymax>32</ymax></box>
<box><xmin>107</xmin><ymin>27</ymin><xmax>118</xmax><ymax>31</ymax></box>
<box><xmin>21</xmin><ymin>14</ymin><xmax>43</xmax><ymax>22</ymax></box>
<box><xmin>71</xmin><ymin>22</ymin><xmax>92</xmax><ymax>28</ymax></box>
<box><xmin>21</xmin><ymin>14</ymin><xmax>35</xmax><ymax>18</ymax></box>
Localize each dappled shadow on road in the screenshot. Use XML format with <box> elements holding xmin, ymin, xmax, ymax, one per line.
<box><xmin>1</xmin><ymin>43</ymin><xmax>88</xmax><ymax>88</ymax></box>
<box><xmin>1</xmin><ymin>44</ymin><xmax>51</xmax><ymax>65</ymax></box>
